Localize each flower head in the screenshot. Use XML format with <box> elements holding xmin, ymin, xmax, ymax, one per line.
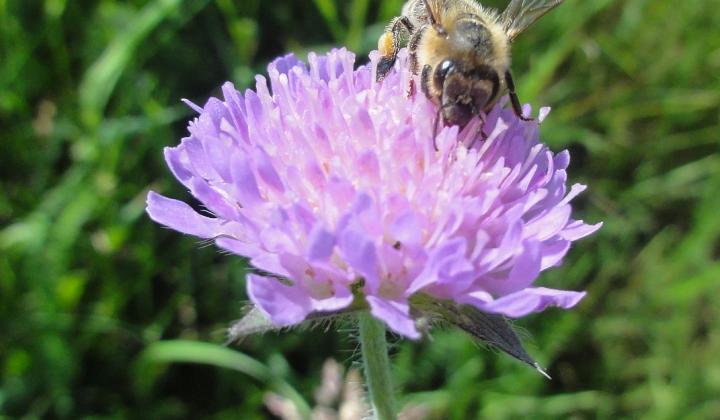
<box><xmin>146</xmin><ymin>48</ymin><xmax>601</xmax><ymax>339</ymax></box>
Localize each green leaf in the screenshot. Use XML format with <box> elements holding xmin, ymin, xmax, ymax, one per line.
<box><xmin>227</xmin><ymin>306</ymin><xmax>282</xmax><ymax>341</ymax></box>
<box><xmin>415</xmin><ymin>299</ymin><xmax>550</xmax><ymax>378</ymax></box>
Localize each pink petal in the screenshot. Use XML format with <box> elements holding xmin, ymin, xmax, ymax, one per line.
<box><xmin>253</xmin><ymin>147</ymin><xmax>285</xmax><ymax>193</ymax></box>
<box><xmin>408</xmin><ymin>237</ymin><xmax>468</xmax><ymax>295</ymax></box>
<box><xmin>146</xmin><ymin>192</ymin><xmax>222</xmax><ymax>239</ymax></box>
<box><xmin>269</xmin><ymin>53</ymin><xmax>304</xmax><ymax>76</ymax></box>
<box><xmin>338</xmin><ymin>228</ymin><xmax>380</xmax><ymax>293</ymax></box>
<box><xmin>479</xmin><ymin>287</ymin><xmax>587</xmax><ymax>318</ymax></box>
<box><xmin>540</xmin><ymin>240</ymin><xmax>571</xmax><ymax>270</ymax></box>
<box><xmin>306</xmin><ymin>225</ymin><xmax>336</xmax><ymax>262</ymax></box>
<box><xmin>230</xmin><ymin>153</ymin><xmax>263</xmax><ymax>207</ymax></box>
<box><xmin>189</xmin><ymin>177</ymin><xmax>238</xmax><ymax>220</ymax></box>
<box><xmin>246</xmin><ymin>274</ymin><xmax>312</xmax><ymax>326</ymax></box>
<box><xmin>366</xmin><ymin>296</ymin><xmax>420</xmax><ymax>339</ymax></box>
<box><xmin>485</xmin><ymin>241</ymin><xmax>542</xmax><ymax>296</ymax></box>
<box><xmin>561</xmin><ymin>221</ymin><xmax>603</xmax><ymax>241</ymax></box>
<box><xmin>164</xmin><ymin>145</ymin><xmax>193</xmax><ymax>186</ymax></box>
<box><xmin>389</xmin><ymin>211</ymin><xmax>423</xmax><ymax>247</ymax></box>
<box><xmin>524</xmin><ymin>205</ymin><xmax>572</xmax><ymax>241</ymax></box>
<box><xmin>310</xmin><ymin>284</ymin><xmax>354</xmax><ymax>313</ymax></box>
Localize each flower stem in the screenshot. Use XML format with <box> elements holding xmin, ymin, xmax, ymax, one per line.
<box><xmin>358</xmin><ymin>311</ymin><xmax>397</xmax><ymax>420</ymax></box>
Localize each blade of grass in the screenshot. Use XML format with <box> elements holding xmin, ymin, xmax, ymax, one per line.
<box><xmin>139</xmin><ymin>340</ymin><xmax>312</xmax><ymax>419</ymax></box>
<box><xmin>518</xmin><ymin>0</ymin><xmax>616</xmax><ymax>99</ymax></box>
<box><xmin>312</xmin><ymin>0</ymin><xmax>345</xmax><ymax>42</ymax></box>
<box><xmin>345</xmin><ymin>0</ymin><xmax>370</xmax><ymax>52</ymax></box>
<box><xmin>78</xmin><ymin>0</ymin><xmax>182</xmax><ymax>127</ymax></box>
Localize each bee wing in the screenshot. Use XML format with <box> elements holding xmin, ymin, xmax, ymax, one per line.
<box><xmin>500</xmin><ymin>0</ymin><xmax>564</xmax><ymax>42</ymax></box>
<box><xmin>421</xmin><ymin>0</ymin><xmax>445</xmax><ymax>26</ymax></box>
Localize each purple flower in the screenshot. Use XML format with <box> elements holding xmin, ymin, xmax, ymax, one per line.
<box><xmin>146</xmin><ymin>48</ymin><xmax>601</xmax><ymax>340</ymax></box>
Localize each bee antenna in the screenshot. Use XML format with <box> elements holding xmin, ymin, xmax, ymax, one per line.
<box><xmin>422</xmin><ymin>0</ymin><xmax>447</xmax><ymax>36</ymax></box>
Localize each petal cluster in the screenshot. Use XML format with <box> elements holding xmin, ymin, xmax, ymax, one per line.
<box><xmin>147</xmin><ymin>48</ymin><xmax>601</xmax><ymax>339</ymax></box>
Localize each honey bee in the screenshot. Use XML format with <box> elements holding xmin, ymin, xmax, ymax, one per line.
<box><xmin>377</xmin><ymin>0</ymin><xmax>564</xmax><ymax>146</ymax></box>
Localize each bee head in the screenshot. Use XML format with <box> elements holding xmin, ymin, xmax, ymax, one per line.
<box><xmin>433</xmin><ymin>59</ymin><xmax>500</xmax><ymax>128</ymax></box>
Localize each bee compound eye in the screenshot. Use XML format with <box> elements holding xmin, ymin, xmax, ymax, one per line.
<box><xmin>438</xmin><ymin>60</ymin><xmax>454</xmax><ymax>78</ymax></box>
<box><xmin>434</xmin><ymin>59</ymin><xmax>455</xmax><ymax>90</ymax></box>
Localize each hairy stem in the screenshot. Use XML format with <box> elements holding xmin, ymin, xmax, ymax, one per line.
<box><xmin>358</xmin><ymin>311</ymin><xmax>397</xmax><ymax>420</ymax></box>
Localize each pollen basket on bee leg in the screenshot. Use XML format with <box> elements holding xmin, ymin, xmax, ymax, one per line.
<box><xmin>378</xmin><ymin>32</ymin><xmax>395</xmax><ymax>57</ymax></box>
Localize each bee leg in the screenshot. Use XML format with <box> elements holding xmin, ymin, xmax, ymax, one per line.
<box><xmin>421</xmin><ymin>64</ymin><xmax>441</xmax><ymax>151</ymax></box>
<box><xmin>406</xmin><ymin>27</ymin><xmax>428</xmax><ymax>97</ymax></box>
<box><xmin>466</xmin><ymin>113</ymin><xmax>486</xmax><ymax>150</ymax></box>
<box><xmin>420</xmin><ymin>64</ymin><xmax>432</xmax><ymax>98</ymax></box>
<box><xmin>432</xmin><ymin>102</ymin><xmax>452</xmax><ymax>153</ymax></box>
<box><xmin>411</xmin><ymin>63</ymin><xmax>431</xmax><ymax>98</ymax></box>
<box><xmin>377</xmin><ymin>33</ymin><xmax>397</xmax><ymax>79</ymax></box>
<box><xmin>377</xmin><ymin>16</ymin><xmax>415</xmax><ymax>81</ymax></box>
<box><xmin>432</xmin><ymin>106</ymin><xmax>442</xmax><ymax>151</ymax></box>
<box><xmin>504</xmin><ymin>70</ymin><xmax>534</xmax><ymax>121</ymax></box>
<box><xmin>408</xmin><ymin>26</ymin><xmax>426</xmax><ymax>75</ymax></box>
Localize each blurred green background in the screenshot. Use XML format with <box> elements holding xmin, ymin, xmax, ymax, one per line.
<box><xmin>2</xmin><ymin>0</ymin><xmax>719</xmax><ymax>418</ymax></box>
